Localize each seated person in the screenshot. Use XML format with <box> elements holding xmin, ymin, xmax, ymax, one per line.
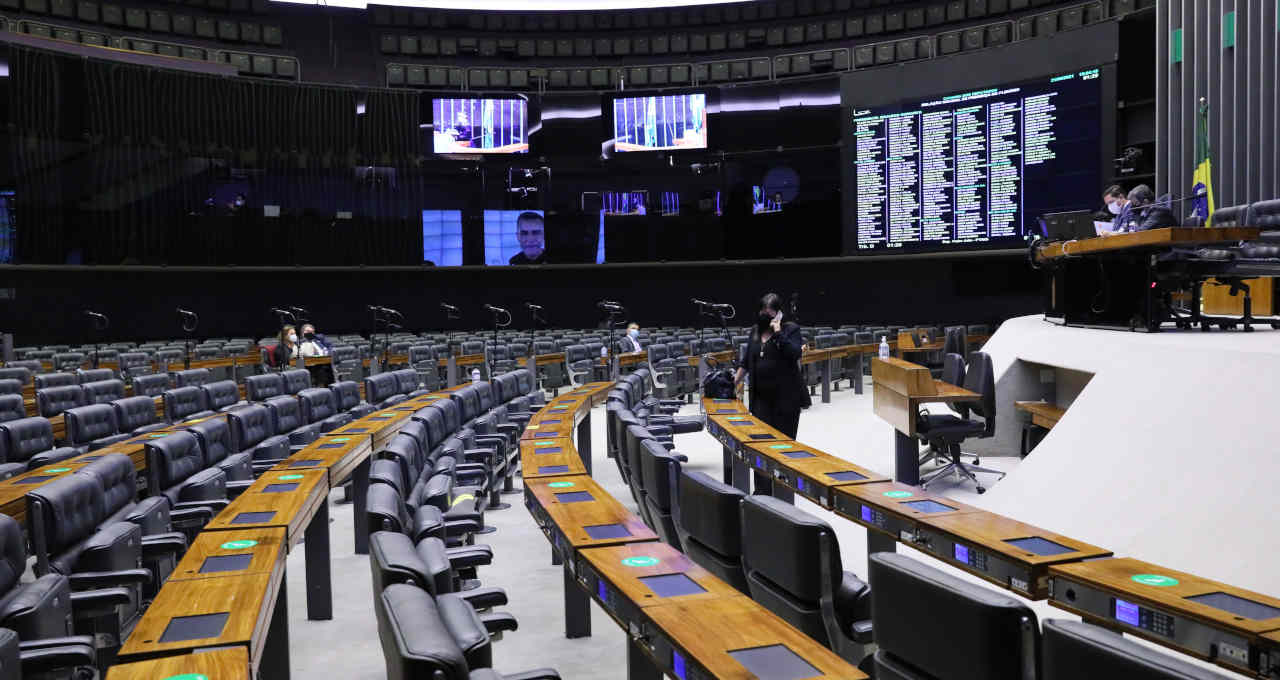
<box><xmin>1098</xmin><ymin>184</ymin><xmax>1130</xmax><ymax>235</ymax></box>
<box><xmin>271</xmin><ymin>325</ymin><xmax>298</xmax><ymax>367</ymax></box>
<box><xmin>619</xmin><ymin>323</ymin><xmax>642</xmax><ymax>353</ymax></box>
<box><xmin>1124</xmin><ymin>184</ymin><xmax>1178</xmax><ymax>232</ymax></box>
<box><xmin>298</xmin><ymin>324</ymin><xmax>331</xmax><ymax>357</ymax></box>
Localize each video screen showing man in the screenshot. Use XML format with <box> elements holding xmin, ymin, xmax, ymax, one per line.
<box><xmin>509</xmin><ymin>211</ymin><xmax>546</xmax><ymax>265</ymax></box>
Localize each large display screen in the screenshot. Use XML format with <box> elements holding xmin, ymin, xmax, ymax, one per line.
<box><xmin>611</xmin><ymin>93</ymin><xmax>708</xmax><ymax>152</ymax></box>
<box><xmin>850</xmin><ymin>68</ymin><xmax>1102</xmax><ymax>252</ymax></box>
<box><xmin>432</xmin><ymin>98</ymin><xmax>529</xmax><ymax>154</ymax></box>
<box><xmin>421</xmin><ymin>210</ymin><xmax>463</xmax><ymax>266</ymax></box>
<box><xmin>484</xmin><ymin>209</ymin><xmax>545</xmax><ymax>265</ymax></box>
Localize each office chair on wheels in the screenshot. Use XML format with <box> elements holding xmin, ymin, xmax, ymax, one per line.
<box><xmin>916</xmin><ymin>351</ymin><xmax>1005</xmax><ymax>494</ymax></box>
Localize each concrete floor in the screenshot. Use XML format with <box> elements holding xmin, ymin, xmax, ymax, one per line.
<box><xmin>284</xmin><ymin>375</ymin><xmax>1022</xmax><ymax>679</ymax></box>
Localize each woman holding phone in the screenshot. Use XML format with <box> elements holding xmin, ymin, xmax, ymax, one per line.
<box><xmin>735</xmin><ymin>292</ymin><xmax>810</xmax><ymax>439</ymax></box>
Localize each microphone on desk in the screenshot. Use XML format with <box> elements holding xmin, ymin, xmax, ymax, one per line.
<box><xmin>483</xmin><ymin>304</ymin><xmax>508</xmax><ymax>314</ymax></box>
<box><xmin>440</xmin><ymin>302</ymin><xmax>460</xmax><ymax>313</ymax></box>
<box><xmin>597</xmin><ymin>301</ymin><xmax>624</xmax><ymax>312</ymax></box>
<box><xmin>525</xmin><ymin>303</ymin><xmax>543</xmax><ymax>311</ymax></box>
<box><xmin>83</xmin><ymin>310</ymin><xmax>109</xmax><ymax>330</ymax></box>
<box><xmin>177</xmin><ymin>308</ymin><xmax>199</xmax><ymax>318</ymax></box>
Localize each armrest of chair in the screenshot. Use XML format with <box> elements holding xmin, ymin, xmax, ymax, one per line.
<box><xmin>173</xmin><ymin>499</ymin><xmax>229</xmax><ymax>513</ymax></box>
<box><xmin>140</xmin><ymin>533</ymin><xmax>188</xmax><ymax>561</ymax></box>
<box><xmin>19</xmin><ymin>638</ymin><xmax>96</xmax><ymax>676</ymax></box>
<box><xmin>494</xmin><ymin>423</ymin><xmax>520</xmax><ymax>437</ymax></box>
<box><xmin>500</xmin><ymin>669</ymin><xmax>562</xmax><ymax>680</ymax></box>
<box><xmin>850</xmin><ymin>620</ymin><xmax>873</xmax><ymax>644</ymax></box>
<box><xmin>457</xmin><ymin>586</ymin><xmax>507</xmax><ymax>610</ymax></box>
<box><xmin>69</xmin><ymin>568</ymin><xmax>151</xmax><ymax>592</ymax></box>
<box><xmin>68</xmin><ymin>586</ymin><xmax>133</xmax><ymax>612</ymax></box>
<box><xmin>445</xmin><ymin>545</ymin><xmax>493</xmax><ymax>570</ymax></box>
<box><xmin>169</xmin><ymin>505</ymin><xmax>213</xmax><ymax>526</ymax></box>
<box><xmin>225</xmin><ymin>479</ymin><xmax>254</xmax><ymax>498</ymax></box>
<box><xmin>444</xmin><ymin>519</ymin><xmax>480</xmax><ymax>538</ymax></box>
<box><xmin>646</xmin><ymin>424</ymin><xmax>673</xmax><ymax>438</ymax></box>
<box><xmin>477</xmin><ymin>611</ymin><xmax>518</xmax><ymax>636</ymax></box>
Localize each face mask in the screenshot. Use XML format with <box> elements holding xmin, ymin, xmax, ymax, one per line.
<box><xmin>288</xmin><ymin>334</ymin><xmax>298</xmax><ymax>343</ymax></box>
<box><xmin>757</xmin><ymin>312</ymin><xmax>773</xmax><ymax>327</ymax></box>
<box><xmin>303</xmin><ymin>331</ymin><xmax>315</xmax><ymax>341</ymax></box>
<box><xmin>628</xmin><ymin>329</ymin><xmax>638</xmax><ymax>339</ymax></box>
<box><xmin>1108</xmin><ymin>201</ymin><xmax>1123</xmax><ymax>215</ymax></box>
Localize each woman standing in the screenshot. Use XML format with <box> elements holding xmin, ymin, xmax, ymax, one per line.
<box><xmin>735</xmin><ymin>292</ymin><xmax>809</xmax><ymax>439</ymax></box>
<box><xmin>271</xmin><ymin>325</ymin><xmax>298</xmax><ymax>369</ymax></box>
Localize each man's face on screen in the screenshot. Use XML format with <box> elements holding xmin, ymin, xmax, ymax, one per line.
<box><xmin>517</xmin><ymin>217</ymin><xmax>544</xmax><ymax>258</ymax></box>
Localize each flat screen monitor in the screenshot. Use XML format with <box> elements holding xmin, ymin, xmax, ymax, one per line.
<box><xmin>432</xmin><ymin>97</ymin><xmax>529</xmax><ymax>154</ymax></box>
<box><xmin>484</xmin><ymin>209</ymin><xmax>545</xmax><ymax>266</ymax></box>
<box><xmin>849</xmin><ymin>68</ymin><xmax>1103</xmax><ymax>253</ymax></box>
<box><xmin>421</xmin><ymin>210</ymin><xmax>463</xmax><ymax>266</ymax></box>
<box><xmin>611</xmin><ymin>93</ymin><xmax>708</xmax><ymax>152</ymax></box>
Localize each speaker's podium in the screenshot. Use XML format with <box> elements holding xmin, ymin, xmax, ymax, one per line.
<box><xmin>871</xmin><ymin>357</ymin><xmax>981</xmax><ymax>485</ymax></box>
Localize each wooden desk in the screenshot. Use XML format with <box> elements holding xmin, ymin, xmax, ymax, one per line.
<box><xmin>106</xmin><ymin>646</ymin><xmax>251</xmax><ymax>680</ymax></box>
<box><xmin>1035</xmin><ymin>226</ymin><xmax>1261</xmax><ymax>261</ymax></box>
<box><xmin>116</xmin><ymin>573</ymin><xmax>285</xmax><ymax>677</ymax></box>
<box><xmin>704</xmin><ymin>413</ymin><xmax>791</xmax><ymax>495</ymax></box>
<box><xmin>204</xmin><ymin>467</ymin><xmax>332</xmax><ymax>621</ymax></box>
<box><xmin>872</xmin><ymin>357</ymin><xmax>980</xmax><ymax>485</ymax></box>
<box><xmin>744</xmin><ymin>440</ymin><xmax>889</xmax><ymax>509</ymax></box>
<box><xmin>519</xmin><ymin>438</ymin><xmax>588</xmax><ymax>479</ymax></box>
<box><xmin>0</xmin><ymin>461</ymin><xmax>91</xmax><ymax>526</ymax></box>
<box><xmin>1049</xmin><ymin>557</ymin><xmax>1280</xmax><ymax>677</ymax></box>
<box><xmin>913</xmin><ymin>511</ymin><xmax>1111</xmax><ymax>599</ymax></box>
<box><xmin>641</xmin><ymin>596</ymin><xmax>868</xmax><ymax>679</ymax></box>
<box><xmin>700</xmin><ymin>396</ymin><xmax>745</xmax><ymax>416</ymax></box>
<box><xmin>329</xmin><ymin>408</ymin><xmax>412</xmax><ymax>451</ymax></box>
<box><xmin>1014</xmin><ymin>400</ymin><xmax>1067</xmax><ymax>456</ymax></box>
<box><xmin>523</xmin><ymin>474</ymin><xmax>658</xmax><ymax>639</ymax></box>
<box><xmin>169</xmin><ymin>527</ymin><xmax>286</xmax><ymax>582</ymax></box>
<box><xmin>270</xmin><ymin>432</ymin><xmax>375</xmax><ymax>554</ymax></box>
<box><xmin>520</xmin><ymin>418</ymin><xmax>575</xmax><ymax>442</ymax></box>
<box><xmin>832</xmin><ymin>481</ymin><xmax>984</xmax><ymax>553</ymax></box>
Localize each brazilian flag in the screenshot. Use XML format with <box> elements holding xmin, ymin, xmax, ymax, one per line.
<box><xmin>1191</xmin><ymin>100</ymin><xmax>1215</xmax><ymax>225</ymax></box>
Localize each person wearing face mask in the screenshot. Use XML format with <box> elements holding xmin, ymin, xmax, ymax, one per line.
<box><xmin>297</xmin><ymin>323</ymin><xmax>331</xmax><ymax>358</ymax></box>
<box><xmin>1100</xmin><ymin>184</ymin><xmax>1131</xmax><ymax>235</ymax></box>
<box><xmin>271</xmin><ymin>325</ymin><xmax>298</xmax><ymax>368</ymax></box>
<box><xmin>734</xmin><ymin>293</ymin><xmax>810</xmax><ymax>444</ymax></box>
<box><xmin>619</xmin><ymin>323</ymin><xmax>643</xmax><ymax>353</ymax></box>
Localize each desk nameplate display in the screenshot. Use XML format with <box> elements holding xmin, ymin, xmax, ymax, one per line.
<box><xmin>832</xmin><ymin>481</ymin><xmax>983</xmax><ymax>543</ymax></box>
<box><xmin>523</xmin><ymin>475</ymin><xmax>657</xmax><ymax>568</ymax></box>
<box><xmin>744</xmin><ymin>441</ymin><xmax>889</xmax><ymax>508</ymax></box>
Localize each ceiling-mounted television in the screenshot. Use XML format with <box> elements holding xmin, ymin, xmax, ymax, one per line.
<box><xmin>609</xmin><ymin>92</ymin><xmax>708</xmax><ymax>152</ymax></box>
<box><xmin>431</xmin><ymin>97</ymin><xmax>529</xmax><ymax>154</ymax></box>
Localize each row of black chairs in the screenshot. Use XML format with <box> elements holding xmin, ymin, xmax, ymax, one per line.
<box><xmin>365</xmin><ymin>369</ymin><xmax>565</xmax><ymax>679</ymax></box>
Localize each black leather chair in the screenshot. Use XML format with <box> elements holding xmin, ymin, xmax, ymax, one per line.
<box><xmin>869</xmin><ymin>552</ymin><xmax>1039</xmax><ymax>680</ymax></box>
<box><xmin>330</xmin><ymin>380</ymin><xmax>376</xmax><ymax>418</ymax></box>
<box><xmin>1041</xmin><ymin>618</ymin><xmax>1228</xmax><ymax>680</ymax></box>
<box><xmin>142</xmin><ymin>431</ymin><xmax>229</xmax><ymax>539</ymax></box>
<box><xmin>75</xmin><ymin>454</ymin><xmax>187</xmax><ymax>598</ymax></box>
<box><xmin>75</xmin><ymin>369</ymin><xmax>114</xmax><ymax>385</ymax></box>
<box><xmin>170</xmin><ymin>368</ymin><xmax>211</xmax><ymax>388</ymax></box>
<box><xmin>185</xmin><ymin>418</ymin><xmax>254</xmax><ymax>495</ymax></box>
<box><xmin>367</xmin><ymin>480</ymin><xmax>480</xmax><ymax>547</ymax></box>
<box><xmin>25</xmin><ymin>474</ymin><xmax>153</xmax><ymax>658</ymax></box>
<box><xmin>0</xmin><ymin>514</ymin><xmax>99</xmax><ymax>679</ymax></box>
<box><xmin>298</xmin><ymin>387</ymin><xmax>352</xmax><ymax>433</ymax></box>
<box><xmin>245</xmin><ymin>373</ymin><xmax>285</xmax><ymax>402</ymax></box>
<box><xmin>740</xmin><ymin>495</ymin><xmax>873</xmax><ymax>665</ymax></box>
<box><xmin>36</xmin><ymin>385</ymin><xmax>86</xmax><ymax>419</ymax></box>
<box><xmin>162</xmin><ymin>386</ymin><xmax>215</xmax><ymax>424</ymax></box>
<box><xmin>131</xmin><ymin>373</ymin><xmax>169</xmax><ymax>398</ymax></box>
<box><xmin>377</xmin><ymin>583</ymin><xmax>559</xmax><ymax>680</ymax></box>
<box><xmin>672</xmin><ymin>470</ymin><xmax>748</xmax><ymax>593</ymax></box>
<box><xmin>917</xmin><ymin>351</ymin><xmax>1004</xmax><ymax>493</ymax></box>
<box><xmin>200</xmin><ymin>380</ymin><xmax>247</xmax><ymax>413</ymax></box>
<box><xmin>281</xmin><ymin>369</ymin><xmax>311</xmax><ymax>395</ymax></box>
<box><xmin>0</xmin><ymin>417</ymin><xmax>79</xmax><ymax>471</ymax></box>
<box><xmin>81</xmin><ymin>379</ymin><xmax>125</xmax><ymax>406</ymax></box>
<box><xmin>117</xmin><ymin>352</ymin><xmax>152</xmax><ymax>380</ymax></box>
<box><xmin>33</xmin><ymin>373</ymin><xmax>76</xmax><ymax>390</ymax></box>
<box><xmin>226</xmin><ymin>403</ymin><xmax>292</xmax><ymax>475</ymax></box>
<box><xmin>366</xmin><ymin>373</ymin><xmax>407</xmax><ymax>409</ymax></box>
<box><xmin>409</xmin><ymin>346</ymin><xmax>441</xmax><ymax>393</ymax></box>
<box><xmin>637</xmin><ymin>438</ymin><xmax>683</xmax><ymax>550</ymax></box>
<box><xmin>110</xmin><ymin>396</ymin><xmax>167</xmax><ymax>435</ymax></box>
<box><xmin>392</xmin><ymin>369</ymin><xmax>426</xmax><ymax>399</ymax></box>
<box><xmin>263</xmin><ymin>395</ymin><xmax>320</xmax><ymax>451</ymax></box>
<box><xmin>62</xmin><ymin>404</ymin><xmax>131</xmax><ymax>452</ymax></box>
<box><xmin>0</xmin><ymin>369</ymin><xmax>30</xmax><ymax>387</ymax></box>
<box><xmin>0</xmin><ymin>395</ymin><xmax>24</xmax><ymax>426</ymax></box>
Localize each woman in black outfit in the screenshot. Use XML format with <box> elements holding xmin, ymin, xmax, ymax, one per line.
<box><xmin>735</xmin><ymin>293</ymin><xmax>810</xmax><ymax>439</ymax></box>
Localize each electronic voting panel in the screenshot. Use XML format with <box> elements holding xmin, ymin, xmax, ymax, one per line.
<box><xmin>1049</xmin><ymin>557</ymin><xmax>1280</xmax><ymax>677</ymax></box>
<box><xmin>832</xmin><ymin>481</ymin><xmax>983</xmax><ymax>542</ymax></box>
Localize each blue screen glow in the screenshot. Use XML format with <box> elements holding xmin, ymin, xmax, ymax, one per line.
<box><xmin>1115</xmin><ymin>599</ymin><xmax>1141</xmax><ymax>626</ymax></box>
<box><xmin>954</xmin><ymin>544</ymin><xmax>969</xmax><ymax>563</ymax></box>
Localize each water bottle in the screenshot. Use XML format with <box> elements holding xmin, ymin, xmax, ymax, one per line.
<box><xmin>470</xmin><ymin>368</ymin><xmax>481</xmax><ymax>383</ymax></box>
<box><xmin>878</xmin><ymin>336</ymin><xmax>890</xmax><ymax>360</ymax></box>
<box><xmin>600</xmin><ymin>345</ymin><xmax>608</xmax><ymax>358</ymax></box>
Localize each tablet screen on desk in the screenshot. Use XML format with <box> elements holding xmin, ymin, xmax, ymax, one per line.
<box><xmin>583</xmin><ymin>523</ymin><xmax>632</xmax><ymax>539</ymax></box>
<box><xmin>159</xmin><ymin>612</ymin><xmax>229</xmax><ymax>642</ymax></box>
<box><xmin>554</xmin><ymin>491</ymin><xmax>594</xmax><ymax>504</ymax></box>
<box><xmin>748</xmin><ymin>433</ymin><xmax>774</xmax><ymax>440</ymax></box>
<box><xmin>826</xmin><ymin>470</ymin><xmax>866</xmax><ymax>481</ymax></box>
<box><xmin>288</xmin><ymin>460</ymin><xmax>322</xmax><ymax>468</ymax></box>
<box><xmin>1003</xmin><ymin>537</ymin><xmax>1076</xmax><ymax>556</ymax></box>
<box><xmin>902</xmin><ymin>499</ymin><xmax>955</xmax><ymax>514</ymax></box>
<box><xmin>14</xmin><ymin>475</ymin><xmax>55</xmax><ymax>485</ymax></box>
<box><xmin>262</xmin><ymin>483</ymin><xmax>299</xmax><ymax>493</ymax></box>
<box><xmin>538</xmin><ymin>465</ymin><xmax>570</xmax><ymax>474</ymax></box>
<box><xmin>782</xmin><ymin>450</ymin><xmax>815</xmax><ymax>459</ymax></box>
<box><xmin>533</xmin><ymin>447</ymin><xmax>562</xmax><ymax>454</ymax></box>
<box><xmin>230</xmin><ymin>511</ymin><xmax>277</xmax><ymax>524</ymax></box>
<box><xmin>1185</xmin><ymin>592</ymin><xmax>1280</xmax><ymax>620</ymax></box>
<box><xmin>639</xmin><ymin>573</ymin><xmax>706</xmax><ymax>598</ymax></box>
<box><xmin>727</xmin><ymin>644</ymin><xmax>820</xmax><ymax>680</ymax></box>
<box><xmin>200</xmin><ymin>554</ymin><xmax>253</xmax><ymax>574</ymax></box>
